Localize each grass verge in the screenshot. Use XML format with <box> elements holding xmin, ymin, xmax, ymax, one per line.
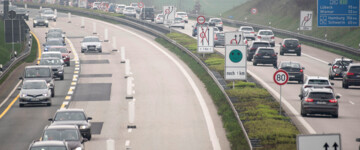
<box><xmin>0</xmin><ymin>19</ymin><xmax>24</xmax><ymax>66</ymax></box>
<box><xmin>163</xmin><ymin>32</ymin><xmax>299</xmax><ymax>150</ymax></box>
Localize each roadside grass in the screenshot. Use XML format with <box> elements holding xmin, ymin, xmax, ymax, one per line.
<box><xmin>164</xmin><ymin>32</ymin><xmax>299</xmax><ymax>149</ymax></box>
<box><xmin>0</xmin><ymin>19</ymin><xmax>24</xmax><ymax>66</ymax></box>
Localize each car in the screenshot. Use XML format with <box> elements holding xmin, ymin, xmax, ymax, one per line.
<box><xmin>92</xmin><ymin>2</ymin><xmax>101</xmax><ymax>9</ymax></box>
<box><xmin>214</xmin><ymin>32</ymin><xmax>225</xmax><ymax>47</ymax></box>
<box><xmin>246</xmin><ymin>41</ymin><xmax>270</xmax><ymax>61</ymax></box>
<box><xmin>155</xmin><ymin>14</ymin><xmax>164</xmax><ymax>24</ymax></box>
<box><xmin>81</xmin><ymin>36</ymin><xmax>102</xmax><ymax>53</ymax></box>
<box><xmin>342</xmin><ymin>63</ymin><xmax>360</xmax><ymax>88</ymax></box>
<box><xmin>130</xmin><ymin>2</ymin><xmax>140</xmax><ymax>13</ymax></box>
<box><xmin>39</xmin><ymin>8</ymin><xmax>52</xmax><ymax>14</ymax></box>
<box><xmin>33</xmin><ymin>16</ymin><xmax>49</xmax><ymax>28</ymax></box>
<box><xmin>328</xmin><ymin>58</ymin><xmax>353</xmax><ymax>80</ymax></box>
<box><xmin>47</xmin><ymin>28</ymin><xmax>66</xmax><ymax>40</ymax></box>
<box><xmin>170</xmin><ymin>17</ymin><xmax>185</xmax><ymax>29</ymax></box>
<box><xmin>252</xmin><ymin>47</ymin><xmax>278</xmax><ymax>66</ymax></box>
<box><xmin>18</xmin><ymin>80</ymin><xmax>51</xmax><ymax>107</ymax></box>
<box><xmin>140</xmin><ymin>7</ymin><xmax>155</xmax><ymax>21</ymax></box>
<box><xmin>28</xmin><ymin>140</ymin><xmax>70</xmax><ymax>150</ymax></box>
<box><xmin>238</xmin><ymin>26</ymin><xmax>256</xmax><ymax>40</ymax></box>
<box><xmin>299</xmin><ymin>76</ymin><xmax>334</xmax><ymax>99</ymax></box>
<box><xmin>300</xmin><ymin>88</ymin><xmax>340</xmax><ymax>118</ymax></box>
<box><xmin>42</xmin><ymin>51</ymin><xmax>63</xmax><ymax>61</ymax></box>
<box><xmin>213</xmin><ymin>27</ymin><xmax>221</xmax><ymax>34</ymax></box>
<box><xmin>15</xmin><ymin>8</ymin><xmax>29</xmax><ymax>20</ymax></box>
<box><xmin>48</xmin><ymin>46</ymin><xmax>71</xmax><ymax>66</ymax></box>
<box><xmin>40</xmin><ymin>9</ymin><xmax>57</xmax><ymax>22</ymax></box>
<box><xmin>41</xmin><ymin>125</ymin><xmax>87</xmax><ymax>150</ymax></box>
<box><xmin>46</xmin><ymin>32</ymin><xmax>65</xmax><ymax>44</ymax></box>
<box><xmin>175</xmin><ymin>12</ymin><xmax>188</xmax><ymax>23</ymax></box>
<box><xmin>39</xmin><ymin>57</ymin><xmax>65</xmax><ymax>80</ymax></box>
<box><xmin>256</xmin><ymin>30</ymin><xmax>275</xmax><ymax>46</ymax></box>
<box><xmin>43</xmin><ymin>39</ymin><xmax>65</xmax><ymax>51</ymax></box>
<box><xmin>49</xmin><ymin>108</ymin><xmax>93</xmax><ymax>140</ymax></box>
<box><xmin>276</xmin><ymin>61</ymin><xmax>305</xmax><ymax>83</ymax></box>
<box><xmin>115</xmin><ymin>4</ymin><xmax>126</xmax><ymax>14</ymax></box>
<box><xmin>123</xmin><ymin>6</ymin><xmax>136</xmax><ymax>17</ymax></box>
<box><xmin>20</xmin><ymin>66</ymin><xmax>55</xmax><ymax>97</ymax></box>
<box><xmin>107</xmin><ymin>3</ymin><xmax>116</xmax><ymax>12</ymax></box>
<box><xmin>192</xmin><ymin>22</ymin><xmax>209</xmax><ymax>37</ymax></box>
<box><xmin>208</xmin><ymin>18</ymin><xmax>223</xmax><ymax>31</ymax></box>
<box><xmin>279</xmin><ymin>38</ymin><xmax>301</xmax><ymax>56</ymax></box>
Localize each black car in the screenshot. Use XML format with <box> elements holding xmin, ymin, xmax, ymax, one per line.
<box><xmin>328</xmin><ymin>58</ymin><xmax>352</xmax><ymax>80</ymax></box>
<box><xmin>252</xmin><ymin>47</ymin><xmax>278</xmax><ymax>67</ymax></box>
<box><xmin>279</xmin><ymin>38</ymin><xmax>301</xmax><ymax>56</ymax></box>
<box><xmin>247</xmin><ymin>41</ymin><xmax>270</xmax><ymax>61</ymax></box>
<box><xmin>300</xmin><ymin>88</ymin><xmax>340</xmax><ymax>118</ymax></box>
<box><xmin>276</xmin><ymin>61</ymin><xmax>305</xmax><ymax>83</ymax></box>
<box><xmin>140</xmin><ymin>7</ymin><xmax>155</xmax><ymax>21</ymax></box>
<box><xmin>49</xmin><ymin>109</ymin><xmax>93</xmax><ymax>140</ymax></box>
<box><xmin>214</xmin><ymin>33</ymin><xmax>225</xmax><ymax>47</ymax></box>
<box><xmin>41</xmin><ymin>125</ymin><xmax>87</xmax><ymax>150</ymax></box>
<box><xmin>28</xmin><ymin>140</ymin><xmax>70</xmax><ymax>150</ymax></box>
<box><xmin>192</xmin><ymin>22</ymin><xmax>209</xmax><ymax>37</ymax></box>
<box><xmin>342</xmin><ymin>63</ymin><xmax>360</xmax><ymax>89</ymax></box>
<box><xmin>33</xmin><ymin>16</ymin><xmax>49</xmax><ymax>28</ymax></box>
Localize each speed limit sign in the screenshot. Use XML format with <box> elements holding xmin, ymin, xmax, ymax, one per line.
<box><xmin>273</xmin><ymin>70</ymin><xmax>289</xmax><ymax>85</ymax></box>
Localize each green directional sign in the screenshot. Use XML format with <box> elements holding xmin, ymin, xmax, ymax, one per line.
<box><xmin>229</xmin><ymin>49</ymin><xmax>242</xmax><ymax>63</ymax></box>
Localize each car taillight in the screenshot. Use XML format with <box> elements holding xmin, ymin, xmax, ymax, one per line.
<box><xmin>300</xmin><ymin>69</ymin><xmax>303</xmax><ymax>73</ymax></box>
<box><xmin>271</xmin><ymin>36</ymin><xmax>275</xmax><ymax>39</ymax></box>
<box><xmin>219</xmin><ymin>22</ymin><xmax>223</xmax><ymax>24</ymax></box>
<box><xmin>257</xmin><ymin>36</ymin><xmax>261</xmax><ymax>39</ymax></box>
<box><xmin>305</xmin><ymin>98</ymin><xmax>314</xmax><ymax>102</ymax></box>
<box><xmin>329</xmin><ymin>99</ymin><xmax>337</xmax><ymax>103</ymax></box>
<box><xmin>255</xmin><ymin>53</ymin><xmax>261</xmax><ymax>56</ymax></box>
<box><xmin>297</xmin><ymin>45</ymin><xmax>301</xmax><ymax>48</ymax></box>
<box><xmin>272</xmin><ymin>54</ymin><xmax>277</xmax><ymax>57</ymax></box>
<box><xmin>333</xmin><ymin>65</ymin><xmax>338</xmax><ymax>69</ymax></box>
<box><xmin>282</xmin><ymin>44</ymin><xmax>286</xmax><ymax>48</ymax></box>
<box><xmin>181</xmin><ymin>20</ymin><xmax>184</xmax><ymax>23</ymax></box>
<box><xmin>245</xmin><ymin>40</ymin><xmax>248</xmax><ymax>44</ymax></box>
<box><xmin>347</xmin><ymin>72</ymin><xmax>354</xmax><ymax>76</ymax></box>
<box><xmin>304</xmin><ymin>85</ymin><xmax>312</xmax><ymax>88</ymax></box>
<box><xmin>325</xmin><ymin>86</ymin><xmax>333</xmax><ymax>89</ymax></box>
<box><xmin>214</xmin><ymin>34</ymin><xmax>218</xmax><ymax>40</ymax></box>
<box><xmin>251</xmin><ymin>32</ymin><xmax>255</xmax><ymax>34</ymax></box>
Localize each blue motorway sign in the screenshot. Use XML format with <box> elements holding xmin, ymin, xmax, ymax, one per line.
<box><xmin>318</xmin><ymin>0</ymin><xmax>359</xmax><ymax>27</ymax></box>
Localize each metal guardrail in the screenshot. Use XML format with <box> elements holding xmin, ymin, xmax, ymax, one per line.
<box><xmin>188</xmin><ymin>14</ymin><xmax>360</xmax><ymax>57</ymax></box>
<box><xmin>15</xmin><ymin>3</ymin><xmax>253</xmax><ymax>149</ymax></box>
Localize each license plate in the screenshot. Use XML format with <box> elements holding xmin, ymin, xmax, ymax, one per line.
<box><xmin>316</xmin><ymin>102</ymin><xmax>327</xmax><ymax>104</ymax></box>
<box><xmin>357</xmin><ymin>75</ymin><xmax>360</xmax><ymax>77</ymax></box>
<box><xmin>289</xmin><ymin>75</ymin><xmax>295</xmax><ymax>78</ymax></box>
<box><xmin>263</xmin><ymin>56</ymin><xmax>270</xmax><ymax>58</ymax></box>
<box><xmin>32</xmin><ymin>98</ymin><xmax>39</xmax><ymax>101</ymax></box>
<box><xmin>288</xmin><ymin>50</ymin><xmax>295</xmax><ymax>52</ymax></box>
<box><xmin>263</xmin><ymin>38</ymin><xmax>269</xmax><ymax>40</ymax></box>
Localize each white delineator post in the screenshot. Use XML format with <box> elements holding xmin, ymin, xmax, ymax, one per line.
<box><xmin>125</xmin><ymin>59</ymin><xmax>132</xmax><ymax>77</ymax></box>
<box><xmin>128</xmin><ymin>98</ymin><xmax>136</xmax><ymax>129</ymax></box>
<box><xmin>126</xmin><ymin>77</ymin><xmax>135</xmax><ymax>99</ymax></box>
<box><xmin>120</xmin><ymin>47</ymin><xmax>126</xmax><ymax>63</ymax></box>
<box><xmin>104</xmin><ymin>28</ymin><xmax>109</xmax><ymax>42</ymax></box>
<box><xmin>68</xmin><ymin>12</ymin><xmax>71</xmax><ymax>23</ymax></box>
<box><xmin>81</xmin><ymin>17</ymin><xmax>85</xmax><ymax>28</ymax></box>
<box><xmin>93</xmin><ymin>22</ymin><xmax>97</xmax><ymax>34</ymax></box>
<box><xmin>24</xmin><ymin>4</ymin><xmax>27</xmax><ymax>9</ymax></box>
<box><xmin>106</xmin><ymin>139</ymin><xmax>115</xmax><ymax>150</ymax></box>
<box><xmin>112</xmin><ymin>36</ymin><xmax>117</xmax><ymax>51</ymax></box>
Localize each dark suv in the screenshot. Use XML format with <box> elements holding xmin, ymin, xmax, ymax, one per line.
<box><xmin>342</xmin><ymin>63</ymin><xmax>360</xmax><ymax>89</ymax></box>
<box><xmin>276</xmin><ymin>61</ymin><xmax>305</xmax><ymax>83</ymax></box>
<box><xmin>253</xmin><ymin>47</ymin><xmax>278</xmax><ymax>67</ymax></box>
<box><xmin>279</xmin><ymin>38</ymin><xmax>301</xmax><ymax>56</ymax></box>
<box><xmin>300</xmin><ymin>88</ymin><xmax>340</xmax><ymax>118</ymax></box>
<box><xmin>247</xmin><ymin>41</ymin><xmax>270</xmax><ymax>61</ymax></box>
<box><xmin>140</xmin><ymin>7</ymin><xmax>154</xmax><ymax>21</ymax></box>
<box><xmin>328</xmin><ymin>58</ymin><xmax>352</xmax><ymax>80</ymax></box>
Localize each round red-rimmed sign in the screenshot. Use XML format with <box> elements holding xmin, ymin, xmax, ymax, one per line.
<box><xmin>273</xmin><ymin>69</ymin><xmax>289</xmax><ymax>85</ymax></box>
<box><xmin>138</xmin><ymin>2</ymin><xmax>144</xmax><ymax>8</ymax></box>
<box><xmin>251</xmin><ymin>8</ymin><xmax>257</xmax><ymax>15</ymax></box>
<box><xmin>197</xmin><ymin>16</ymin><xmax>206</xmax><ymax>24</ymax></box>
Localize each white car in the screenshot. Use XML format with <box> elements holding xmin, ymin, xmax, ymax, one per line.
<box><xmin>299</xmin><ymin>76</ymin><xmax>334</xmax><ymax>99</ymax></box>
<box><xmin>155</xmin><ymin>14</ymin><xmax>164</xmax><ymax>24</ymax></box>
<box><xmin>170</xmin><ymin>17</ymin><xmax>185</xmax><ymax>29</ymax></box>
<box><xmin>115</xmin><ymin>4</ymin><xmax>126</xmax><ymax>14</ymax></box>
<box><xmin>176</xmin><ymin>12</ymin><xmax>188</xmax><ymax>23</ymax></box>
<box><xmin>123</xmin><ymin>6</ymin><xmax>136</xmax><ymax>17</ymax></box>
<box><xmin>92</xmin><ymin>2</ymin><xmax>101</xmax><ymax>9</ymax></box>
<box><xmin>208</xmin><ymin>18</ymin><xmax>223</xmax><ymax>31</ymax></box>
<box><xmin>239</xmin><ymin>26</ymin><xmax>256</xmax><ymax>40</ymax></box>
<box><xmin>41</xmin><ymin>9</ymin><xmax>57</xmax><ymax>22</ymax></box>
<box><xmin>256</xmin><ymin>29</ymin><xmax>275</xmax><ymax>47</ymax></box>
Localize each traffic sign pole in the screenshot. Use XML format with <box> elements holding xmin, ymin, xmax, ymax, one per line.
<box><xmin>273</xmin><ymin>69</ymin><xmax>289</xmax><ymax>115</ymax></box>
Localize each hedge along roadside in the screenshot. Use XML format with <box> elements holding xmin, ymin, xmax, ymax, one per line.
<box><xmin>16</xmin><ymin>2</ymin><xmax>253</xmax><ymax>149</ymax></box>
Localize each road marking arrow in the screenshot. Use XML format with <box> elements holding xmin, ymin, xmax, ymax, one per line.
<box><xmin>323</xmin><ymin>142</ymin><xmax>329</xmax><ymax>150</ymax></box>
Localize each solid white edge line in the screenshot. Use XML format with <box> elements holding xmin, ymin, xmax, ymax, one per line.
<box><xmin>0</xmin><ymin>80</ymin><xmax>22</xmax><ymax>108</ymax></box>
<box><xmin>247</xmin><ymin>70</ymin><xmax>316</xmax><ymax>134</ymax></box>
<box><xmin>85</xmin><ymin>18</ymin><xmax>222</xmax><ymax>150</ymax></box>
<box><xmin>302</xmin><ymin>53</ymin><xmax>329</xmax><ymax>64</ymax></box>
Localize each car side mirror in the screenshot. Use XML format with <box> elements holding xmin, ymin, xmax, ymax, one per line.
<box><xmin>298</xmin><ymin>94</ymin><xmax>302</xmax><ymax>98</ymax></box>
<box><xmin>48</xmin><ymin>118</ymin><xmax>53</xmax><ymax>121</ymax></box>
<box><xmin>19</xmin><ymin>76</ymin><xmax>23</xmax><ymax>80</ymax></box>
<box><xmin>356</xmin><ymin>138</ymin><xmax>360</xmax><ymax>142</ymax></box>
<box><xmin>69</xmin><ymin>50</ymin><xmax>72</xmax><ymax>53</ymax></box>
<box><xmin>331</xmin><ymin>83</ymin><xmax>334</xmax><ymax>85</ymax></box>
<box><xmin>336</xmin><ymin>95</ymin><xmax>341</xmax><ymax>99</ymax></box>
<box><xmin>302</xmin><ymin>67</ymin><xmax>305</xmax><ymax>70</ymax></box>
<box><xmin>279</xmin><ymin>42</ymin><xmax>282</xmax><ymax>45</ymax></box>
<box><xmin>87</xmin><ymin>117</ymin><xmax>92</xmax><ymax>120</ymax></box>
<box><xmin>17</xmin><ymin>86</ymin><xmax>21</xmax><ymax>90</ymax></box>
<box><xmin>82</xmin><ymin>138</ymin><xmax>88</xmax><ymax>143</ymax></box>
<box><xmin>328</xmin><ymin>63</ymin><xmax>332</xmax><ymax>66</ymax></box>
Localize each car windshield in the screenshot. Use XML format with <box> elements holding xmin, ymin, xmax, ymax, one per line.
<box><xmin>211</xmin><ymin>19</ymin><xmax>221</xmax><ymax>22</ymax></box>
<box><xmin>217</xmin><ymin>33</ymin><xmax>225</xmax><ymax>37</ymax></box>
<box><xmin>349</xmin><ymin>66</ymin><xmax>360</xmax><ymax>73</ymax></box>
<box><xmin>35</xmin><ymin>16</ymin><xmax>44</xmax><ymax>20</ymax></box>
<box><xmin>44</xmin><ymin>10</ymin><xmax>54</xmax><ymax>14</ymax></box>
<box><xmin>46</xmin><ymin>40</ymin><xmax>63</xmax><ymax>46</ymax></box>
<box><xmin>40</xmin><ymin>59</ymin><xmax>63</xmax><ymax>65</ymax></box>
<box><xmin>126</xmin><ymin>7</ymin><xmax>134</xmax><ymax>10</ymax></box>
<box><xmin>309</xmin><ymin>92</ymin><xmax>334</xmax><ymax>99</ymax></box>
<box><xmin>175</xmin><ymin>18</ymin><xmax>182</xmax><ymax>21</ymax></box>
<box><xmin>48</xmin><ymin>29</ymin><xmax>62</xmax><ymax>33</ymax></box>
<box><xmin>214</xmin><ymin>28</ymin><xmax>219</xmax><ymax>32</ymax></box>
<box><xmin>48</xmin><ymin>33</ymin><xmax>62</xmax><ymax>38</ymax></box>
<box><xmin>43</xmin><ymin>129</ymin><xmax>79</xmax><ymax>141</ymax></box>
<box><xmin>259</xmin><ymin>31</ymin><xmax>273</xmax><ymax>35</ymax></box>
<box><xmin>48</xmin><ymin>48</ymin><xmax>67</xmax><ymax>53</ymax></box>
<box><xmin>83</xmin><ymin>38</ymin><xmax>99</xmax><ymax>42</ymax></box>
<box><xmin>258</xmin><ymin>49</ymin><xmax>274</xmax><ymax>54</ymax></box>
<box><xmin>335</xmin><ymin>60</ymin><xmax>352</xmax><ymax>66</ymax></box>
<box><xmin>54</xmin><ymin>112</ymin><xmax>86</xmax><ymax>121</ymax></box>
<box><xmin>118</xmin><ymin>5</ymin><xmax>125</xmax><ymax>8</ymax></box>
<box><xmin>308</xmin><ymin>79</ymin><xmax>329</xmax><ymax>85</ymax></box>
<box><xmin>30</xmin><ymin>146</ymin><xmax>67</xmax><ymax>150</ymax></box>
<box><xmin>177</xmin><ymin>12</ymin><xmax>187</xmax><ymax>15</ymax></box>
<box><xmin>252</xmin><ymin>43</ymin><xmax>270</xmax><ymax>48</ymax></box>
<box><xmin>241</xmin><ymin>27</ymin><xmax>254</xmax><ymax>31</ymax></box>
<box><xmin>25</xmin><ymin>68</ymin><xmax>51</xmax><ymax>78</ymax></box>
<box><xmin>22</xmin><ymin>81</ymin><xmax>47</xmax><ymax>89</ymax></box>
<box><xmin>42</xmin><ymin>54</ymin><xmax>62</xmax><ymax>59</ymax></box>
<box><xmin>280</xmin><ymin>63</ymin><xmax>300</xmax><ymax>68</ymax></box>
<box><xmin>284</xmin><ymin>40</ymin><xmax>299</xmax><ymax>45</ymax></box>
<box><xmin>16</xmin><ymin>8</ymin><xmax>26</xmax><ymax>13</ymax></box>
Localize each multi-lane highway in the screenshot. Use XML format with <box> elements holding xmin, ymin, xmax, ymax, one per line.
<box><xmin>171</xmin><ymin>19</ymin><xmax>360</xmax><ymax>149</ymax></box>
<box><xmin>0</xmin><ymin>7</ymin><xmax>230</xmax><ymax>150</ymax></box>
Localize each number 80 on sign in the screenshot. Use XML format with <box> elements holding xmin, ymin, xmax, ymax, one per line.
<box><xmin>273</xmin><ymin>70</ymin><xmax>289</xmax><ymax>85</ymax></box>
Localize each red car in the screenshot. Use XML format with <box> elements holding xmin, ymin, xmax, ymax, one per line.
<box><xmin>47</xmin><ymin>46</ymin><xmax>71</xmax><ymax>66</ymax></box>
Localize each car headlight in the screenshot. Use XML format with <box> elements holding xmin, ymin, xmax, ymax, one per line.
<box><xmin>75</xmin><ymin>147</ymin><xmax>83</xmax><ymax>150</ymax></box>
<box><xmin>80</xmin><ymin>125</ymin><xmax>89</xmax><ymax>129</ymax></box>
<box><xmin>26</xmin><ymin>13</ymin><xmax>29</xmax><ymax>16</ymax></box>
<box><xmin>22</xmin><ymin>93</ymin><xmax>27</xmax><ymax>97</ymax></box>
<box><xmin>42</xmin><ymin>93</ymin><xmax>48</xmax><ymax>97</ymax></box>
<box><xmin>45</xmin><ymin>20</ymin><xmax>49</xmax><ymax>23</ymax></box>
<box><xmin>33</xmin><ymin>20</ymin><xmax>38</xmax><ymax>24</ymax></box>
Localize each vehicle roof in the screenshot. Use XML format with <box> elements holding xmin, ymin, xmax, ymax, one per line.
<box><xmin>307</xmin><ymin>88</ymin><xmax>333</xmax><ymax>93</ymax></box>
<box><xmin>349</xmin><ymin>63</ymin><xmax>360</xmax><ymax>67</ymax></box>
<box><xmin>257</xmin><ymin>47</ymin><xmax>274</xmax><ymax>50</ymax></box>
<box><xmin>56</xmin><ymin>108</ymin><xmax>85</xmax><ymax>113</ymax></box>
<box><xmin>46</xmin><ymin>124</ymin><xmax>78</xmax><ymax>130</ymax></box>
<box><xmin>334</xmin><ymin>58</ymin><xmax>352</xmax><ymax>61</ymax></box>
<box><xmin>283</xmin><ymin>38</ymin><xmax>299</xmax><ymax>41</ymax></box>
<box><xmin>46</xmin><ymin>39</ymin><xmax>62</xmax><ymax>42</ymax></box>
<box><xmin>258</xmin><ymin>29</ymin><xmax>273</xmax><ymax>32</ymax></box>
<box><xmin>306</xmin><ymin>76</ymin><xmax>329</xmax><ymax>80</ymax></box>
<box><xmin>240</xmin><ymin>26</ymin><xmax>254</xmax><ymax>28</ymax></box>
<box><xmin>84</xmin><ymin>36</ymin><xmax>99</xmax><ymax>38</ymax></box>
<box><xmin>25</xmin><ymin>65</ymin><xmax>51</xmax><ymax>69</ymax></box>
<box><xmin>48</xmin><ymin>46</ymin><xmax>66</xmax><ymax>49</ymax></box>
<box><xmin>176</xmin><ymin>11</ymin><xmax>187</xmax><ymax>14</ymax></box>
<box><xmin>43</xmin><ymin>51</ymin><xmax>62</xmax><ymax>54</ymax></box>
<box><xmin>31</xmin><ymin>140</ymin><xmax>66</xmax><ymax>147</ymax></box>
<box><xmin>280</xmin><ymin>61</ymin><xmax>300</xmax><ymax>64</ymax></box>
<box><xmin>40</xmin><ymin>57</ymin><xmax>62</xmax><ymax>60</ymax></box>
<box><xmin>23</xmin><ymin>79</ymin><xmax>47</xmax><ymax>83</ymax></box>
<box><xmin>252</xmin><ymin>41</ymin><xmax>270</xmax><ymax>44</ymax></box>
<box><xmin>209</xmin><ymin>17</ymin><xmax>221</xmax><ymax>20</ymax></box>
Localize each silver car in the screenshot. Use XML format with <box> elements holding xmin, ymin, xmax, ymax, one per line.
<box><xmin>239</xmin><ymin>26</ymin><xmax>256</xmax><ymax>40</ymax></box>
<box><xmin>299</xmin><ymin>76</ymin><xmax>334</xmax><ymax>99</ymax></box>
<box><xmin>257</xmin><ymin>30</ymin><xmax>275</xmax><ymax>47</ymax></box>
<box><xmin>81</xmin><ymin>36</ymin><xmax>102</xmax><ymax>53</ymax></box>
<box><xmin>46</xmin><ymin>32</ymin><xmax>64</xmax><ymax>44</ymax></box>
<box><xmin>41</xmin><ymin>9</ymin><xmax>57</xmax><ymax>21</ymax></box>
<box><xmin>39</xmin><ymin>57</ymin><xmax>65</xmax><ymax>80</ymax></box>
<box><xmin>18</xmin><ymin>80</ymin><xmax>51</xmax><ymax>107</ymax></box>
<box><xmin>208</xmin><ymin>18</ymin><xmax>223</xmax><ymax>31</ymax></box>
<box><xmin>123</xmin><ymin>6</ymin><xmax>136</xmax><ymax>17</ymax></box>
<box><xmin>47</xmin><ymin>28</ymin><xmax>66</xmax><ymax>40</ymax></box>
<box><xmin>170</xmin><ymin>17</ymin><xmax>185</xmax><ymax>29</ymax></box>
<box><xmin>155</xmin><ymin>14</ymin><xmax>164</xmax><ymax>24</ymax></box>
<box><xmin>21</xmin><ymin>65</ymin><xmax>55</xmax><ymax>97</ymax></box>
